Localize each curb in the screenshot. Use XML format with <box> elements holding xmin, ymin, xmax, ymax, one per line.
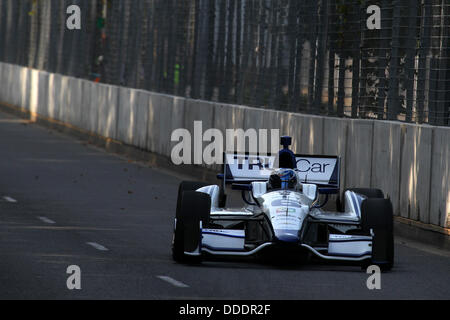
<box><xmin>394</xmin><ymin>217</ymin><xmax>450</xmax><ymax>251</ymax></box>
<box><xmin>1</xmin><ymin>102</ymin><xmax>449</xmax><ymax>251</ymax></box>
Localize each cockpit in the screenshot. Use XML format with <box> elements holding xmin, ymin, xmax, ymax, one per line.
<box><xmin>267</xmin><ymin>168</ymin><xmax>299</xmax><ymax>191</ymax></box>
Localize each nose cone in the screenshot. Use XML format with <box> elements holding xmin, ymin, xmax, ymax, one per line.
<box><xmin>274</xmin><ymin>229</ymin><xmax>300</xmax><ymax>243</ymax></box>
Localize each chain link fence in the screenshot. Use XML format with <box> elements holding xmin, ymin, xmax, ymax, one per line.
<box><xmin>0</xmin><ymin>0</ymin><xmax>448</xmax><ymax>126</ymax></box>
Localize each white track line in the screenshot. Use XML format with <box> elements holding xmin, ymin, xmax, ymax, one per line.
<box><xmin>3</xmin><ymin>196</ymin><xmax>17</xmax><ymax>203</ymax></box>
<box><xmin>156</xmin><ymin>276</ymin><xmax>189</xmax><ymax>288</ymax></box>
<box><xmin>86</xmin><ymin>242</ymin><xmax>109</xmax><ymax>251</ymax></box>
<box><xmin>37</xmin><ymin>216</ymin><xmax>56</xmax><ymax>224</ymax></box>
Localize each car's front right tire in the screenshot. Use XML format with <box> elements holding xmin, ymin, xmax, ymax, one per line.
<box><xmin>361</xmin><ymin>198</ymin><xmax>394</xmax><ymax>272</ymax></box>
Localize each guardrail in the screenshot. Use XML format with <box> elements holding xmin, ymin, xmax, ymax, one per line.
<box><xmin>0</xmin><ymin>62</ymin><xmax>448</xmax><ymax>229</ymax></box>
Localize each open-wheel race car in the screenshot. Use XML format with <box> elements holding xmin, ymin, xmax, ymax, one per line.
<box><xmin>171</xmin><ymin>136</ymin><xmax>394</xmax><ymax>271</ymax></box>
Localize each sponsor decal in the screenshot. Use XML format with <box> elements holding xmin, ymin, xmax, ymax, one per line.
<box><xmin>276</xmin><ymin>208</ymin><xmax>296</xmax><ymax>214</ymax></box>
<box><xmin>271</xmin><ymin>200</ymin><xmax>301</xmax><ymax>208</ymax></box>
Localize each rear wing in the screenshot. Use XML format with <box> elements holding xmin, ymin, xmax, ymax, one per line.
<box><xmin>218</xmin><ymin>153</ymin><xmax>340</xmax><ymax>194</ymax></box>
<box><xmin>294</xmin><ymin>155</ymin><xmax>340</xmax><ymax>194</ymax></box>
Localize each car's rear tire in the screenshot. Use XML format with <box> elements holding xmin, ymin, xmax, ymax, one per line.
<box><xmin>172</xmin><ymin>182</ymin><xmax>211</xmax><ymax>263</ymax></box>
<box><xmin>361</xmin><ymin>198</ymin><xmax>394</xmax><ymax>272</ymax></box>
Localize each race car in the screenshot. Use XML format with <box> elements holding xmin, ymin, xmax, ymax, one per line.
<box><xmin>171</xmin><ymin>136</ymin><xmax>394</xmax><ymax>271</ymax></box>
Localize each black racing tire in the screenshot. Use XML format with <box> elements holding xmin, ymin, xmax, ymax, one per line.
<box><xmin>173</xmin><ymin>181</ymin><xmax>210</xmax><ymax>263</ymax></box>
<box><xmin>361</xmin><ymin>198</ymin><xmax>394</xmax><ymax>272</ymax></box>
<box><xmin>172</xmin><ymin>189</ymin><xmax>211</xmax><ymax>263</ymax></box>
<box><xmin>175</xmin><ymin>181</ymin><xmax>211</xmax><ymax>217</ymax></box>
<box><xmin>337</xmin><ymin>188</ymin><xmax>384</xmax><ymax>212</ymax></box>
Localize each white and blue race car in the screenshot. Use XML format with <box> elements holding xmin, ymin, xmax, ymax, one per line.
<box><xmin>172</xmin><ymin>137</ymin><xmax>394</xmax><ymax>271</ymax></box>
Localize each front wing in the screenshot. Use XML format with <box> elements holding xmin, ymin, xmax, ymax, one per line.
<box><xmin>197</xmin><ymin>215</ymin><xmax>373</xmax><ymax>262</ymax></box>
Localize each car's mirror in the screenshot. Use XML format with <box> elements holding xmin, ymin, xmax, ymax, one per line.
<box><xmin>251</xmin><ymin>182</ymin><xmax>267</xmax><ymax>198</ymax></box>
<box><xmin>303</xmin><ymin>184</ymin><xmax>318</xmax><ymax>201</ymax></box>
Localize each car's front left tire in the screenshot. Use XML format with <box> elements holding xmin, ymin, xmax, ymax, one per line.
<box><xmin>172</xmin><ymin>182</ymin><xmax>211</xmax><ymax>263</ymax></box>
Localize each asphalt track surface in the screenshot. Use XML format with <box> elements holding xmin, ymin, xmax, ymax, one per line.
<box><xmin>0</xmin><ymin>110</ymin><xmax>449</xmax><ymax>300</ymax></box>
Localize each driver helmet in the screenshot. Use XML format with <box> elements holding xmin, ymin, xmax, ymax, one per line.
<box><xmin>268</xmin><ymin>168</ymin><xmax>298</xmax><ymax>190</ymax></box>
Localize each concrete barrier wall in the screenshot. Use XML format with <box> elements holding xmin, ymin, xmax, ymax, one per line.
<box><xmin>0</xmin><ymin>62</ymin><xmax>448</xmax><ymax>229</ymax></box>
<box><xmin>80</xmin><ymin>80</ymin><xmax>98</xmax><ymax>133</ymax></box>
<box><xmin>430</xmin><ymin>127</ymin><xmax>450</xmax><ymax>228</ymax></box>
<box><xmin>371</xmin><ymin>121</ymin><xmax>402</xmax><ymax>215</ymax></box>
<box><xmin>399</xmin><ymin>124</ymin><xmax>434</xmax><ymax>223</ymax></box>
<box><xmin>117</xmin><ymin>87</ymin><xmax>138</xmax><ymax>146</ymax></box>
